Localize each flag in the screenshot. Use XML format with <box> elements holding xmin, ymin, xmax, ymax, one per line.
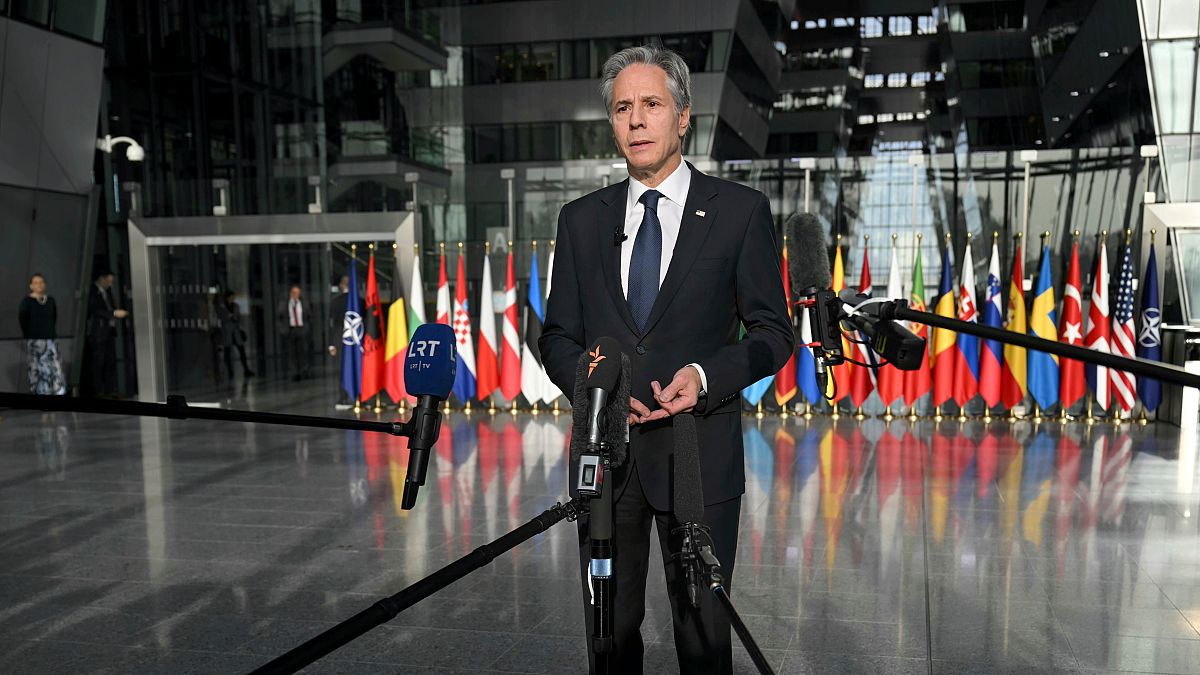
<box><xmin>436</xmin><ymin>248</ymin><xmax>450</xmax><ymax>326</ymax></box>
<box><xmin>827</xmin><ymin>242</ymin><xmax>850</xmax><ymax>402</ymax></box>
<box><xmin>520</xmin><ymin>246</ymin><xmax>546</xmax><ymax>404</ymax></box>
<box><xmin>931</xmin><ymin>245</ymin><xmax>956</xmax><ymax>408</ymax></box>
<box><xmin>775</xmin><ymin>243</ymin><xmax>799</xmax><ymax>407</ymax></box>
<box><xmin>452</xmin><ymin>248</ymin><xmax>477</xmax><ymax>402</ymax></box>
<box><xmin>797</xmin><ymin>308</ymin><xmax>821</xmax><ymax>405</ymax></box>
<box><xmin>341</xmin><ymin>257</ymin><xmax>362</xmax><ymax>401</ymax></box>
<box><xmin>1027</xmin><ymin>242</ymin><xmax>1059</xmax><ymax>410</ymax></box>
<box><xmin>876</xmin><ymin>240</ymin><xmax>904</xmax><ymax>408</ymax></box>
<box><xmin>743</xmin><ymin>375</ymin><xmax>774</xmax><ymax>406</ymax></box>
<box><xmin>1001</xmin><ymin>237</ymin><xmax>1028</xmax><ymax>409</ymax></box>
<box><xmin>1059</xmin><ymin>240</ymin><xmax>1085</xmax><ymax>410</ymax></box>
<box><xmin>848</xmin><ymin>243</ymin><xmax>875</xmax><ymax>409</ymax></box>
<box><xmin>384</xmin><ymin>295</ymin><xmax>408</xmax><ymax>404</ymax></box>
<box><xmin>476</xmin><ymin>249</ymin><xmax>500</xmax><ymax>401</ymax></box>
<box><xmin>979</xmin><ymin>236</ymin><xmax>1004</xmax><ymax>408</ymax></box>
<box><xmin>361</xmin><ymin>251</ymin><xmax>386</xmax><ymax>402</ymax></box>
<box><xmin>500</xmin><ymin>248</ymin><xmax>522</xmax><ymax>401</ymax></box>
<box><xmin>903</xmin><ymin>245</ymin><xmax>931</xmax><ymax>407</ymax></box>
<box><xmin>1137</xmin><ymin>242</ymin><xmax>1162</xmax><ymax>412</ymax></box>
<box><xmin>407</xmin><ymin>246</ymin><xmax>426</xmax><ymax>338</ymax></box>
<box><xmin>1110</xmin><ymin>240</ymin><xmax>1137</xmax><ymax>412</ymax></box>
<box><xmin>1085</xmin><ymin>238</ymin><xmax>1111</xmax><ymax>410</ymax></box>
<box><xmin>541</xmin><ymin>244</ymin><xmax>560</xmax><ymax>405</ymax></box>
<box><xmin>953</xmin><ymin>239</ymin><xmax>980</xmax><ymax>407</ymax></box>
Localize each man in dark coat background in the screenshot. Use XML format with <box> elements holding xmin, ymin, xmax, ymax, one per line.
<box><xmin>85</xmin><ymin>269</ymin><xmax>129</xmax><ymax>398</ymax></box>
<box><xmin>539</xmin><ymin>45</ymin><xmax>794</xmax><ymax>675</ymax></box>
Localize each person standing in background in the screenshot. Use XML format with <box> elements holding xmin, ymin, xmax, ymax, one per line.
<box><xmin>328</xmin><ymin>274</ymin><xmax>358</xmax><ymax>406</ymax></box>
<box><xmin>18</xmin><ymin>273</ymin><xmax>66</xmax><ymax>395</ymax></box>
<box><xmin>278</xmin><ymin>284</ymin><xmax>312</xmax><ymax>381</ymax></box>
<box><xmin>85</xmin><ymin>269</ymin><xmax>128</xmax><ymax>398</ymax></box>
<box><xmin>215</xmin><ymin>290</ymin><xmax>254</xmax><ymax>381</ymax></box>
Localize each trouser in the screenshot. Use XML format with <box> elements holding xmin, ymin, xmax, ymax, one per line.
<box><xmin>576</xmin><ymin>462</ymin><xmax>741</xmax><ymax>675</ymax></box>
<box><xmin>285</xmin><ymin>328</ymin><xmax>309</xmax><ymax>377</ymax></box>
<box><xmin>222</xmin><ymin>343</ymin><xmax>251</xmax><ymax>378</ymax></box>
<box><xmin>87</xmin><ymin>334</ymin><xmax>117</xmax><ymax>397</ymax></box>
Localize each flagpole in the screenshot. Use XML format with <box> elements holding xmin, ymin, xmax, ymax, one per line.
<box><xmin>370</xmin><ymin>242</ymin><xmax>383</xmax><ymax>415</ymax></box>
<box><xmin>1063</xmin><ymin>230</ymin><xmax>1079</xmax><ymax>425</ymax></box>
<box><xmin>458</xmin><ymin>241</ymin><xmax>471</xmax><ymax>416</ymax></box>
<box><xmin>395</xmin><ymin>241</ymin><xmax>404</xmax><ymax>415</ymax></box>
<box><xmin>352</xmin><ymin>243</ymin><xmax>361</xmax><ymax>417</ymax></box>
<box><xmin>960</xmin><ymin>232</ymin><xmax>973</xmax><ymax>423</ymax></box>
<box><xmin>1139</xmin><ymin>227</ymin><xmax>1156</xmax><ymax>427</ymax></box>
<box><xmin>485</xmin><ymin>240</ymin><xmax>497</xmax><ymax>417</ymax></box>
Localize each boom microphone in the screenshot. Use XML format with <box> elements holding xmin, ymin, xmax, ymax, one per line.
<box><xmin>785</xmin><ymin>212</ymin><xmax>837</xmax><ymax>393</ymax></box>
<box><xmin>786</xmin><ymin>212</ymin><xmax>832</xmax><ymax>296</ymax></box>
<box><xmin>400</xmin><ymin>323</ymin><xmax>456</xmax><ymax>510</ymax></box>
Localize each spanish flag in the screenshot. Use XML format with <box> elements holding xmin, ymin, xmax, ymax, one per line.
<box><xmin>1001</xmin><ymin>235</ymin><xmax>1028</xmax><ymax>409</ymax></box>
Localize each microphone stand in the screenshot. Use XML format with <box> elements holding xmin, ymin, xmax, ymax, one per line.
<box><xmin>0</xmin><ymin>392</ymin><xmax>416</xmax><ymax>437</ymax></box>
<box><xmin>673</xmin><ymin>522</ymin><xmax>775</xmax><ymax>675</ymax></box>
<box><xmin>251</xmin><ymin>497</ymin><xmax>588</xmax><ymax>674</ymax></box>
<box><xmin>587</xmin><ymin>441</ymin><xmax>615</xmax><ymax>674</ymax></box>
<box><xmin>877</xmin><ymin>303</ymin><xmax>1200</xmax><ymax>390</ymax></box>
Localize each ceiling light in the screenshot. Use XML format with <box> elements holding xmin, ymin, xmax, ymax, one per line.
<box><xmin>1051</xmin><ymin>116</ymin><xmax>1061</xmax><ymax>122</ymax></box>
<box><xmin>1099</xmin><ymin>50</ymin><xmax>1110</xmax><ymax>58</ymax></box>
<box><xmin>1069</xmin><ymin>90</ymin><xmax>1080</xmax><ymax>97</ymax></box>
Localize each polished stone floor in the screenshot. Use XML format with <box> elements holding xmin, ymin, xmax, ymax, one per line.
<box><xmin>1</xmin><ymin>373</ymin><xmax>1198</xmax><ymax>674</ymax></box>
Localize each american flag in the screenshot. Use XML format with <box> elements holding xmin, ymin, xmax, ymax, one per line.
<box><xmin>1110</xmin><ymin>242</ymin><xmax>1137</xmax><ymax>412</ymax></box>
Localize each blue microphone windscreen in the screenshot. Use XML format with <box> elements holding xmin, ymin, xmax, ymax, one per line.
<box><xmin>404</xmin><ymin>323</ymin><xmax>457</xmax><ymax>397</ymax></box>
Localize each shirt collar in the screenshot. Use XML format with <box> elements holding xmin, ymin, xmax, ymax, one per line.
<box><xmin>627</xmin><ymin>160</ymin><xmax>691</xmax><ymax>211</ymax></box>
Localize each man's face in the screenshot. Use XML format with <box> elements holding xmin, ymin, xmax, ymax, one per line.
<box><xmin>610</xmin><ymin>64</ymin><xmax>690</xmax><ymax>181</ymax></box>
<box><xmin>339</xmin><ymin>276</ymin><xmax>349</xmax><ymax>292</ymax></box>
<box><xmin>98</xmin><ymin>274</ymin><xmax>114</xmax><ymax>289</ymax></box>
<box><xmin>30</xmin><ymin>276</ymin><xmax>46</xmax><ymax>295</ymax></box>
<box><xmin>290</xmin><ymin>286</ymin><xmax>301</xmax><ymax>300</ymax></box>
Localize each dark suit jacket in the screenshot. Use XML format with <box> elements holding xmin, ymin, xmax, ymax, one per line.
<box><xmin>277</xmin><ymin>298</ymin><xmax>311</xmax><ymax>334</ymax></box>
<box><xmin>539</xmin><ymin>163</ymin><xmax>794</xmax><ymax>511</ymax></box>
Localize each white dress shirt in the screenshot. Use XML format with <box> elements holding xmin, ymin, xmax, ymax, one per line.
<box><xmin>620</xmin><ymin>161</ymin><xmax>708</xmax><ymax>395</ymax></box>
<box><xmin>289</xmin><ymin>298</ymin><xmax>304</xmax><ymax>327</ymax></box>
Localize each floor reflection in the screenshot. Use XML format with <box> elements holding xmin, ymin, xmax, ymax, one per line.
<box><xmin>0</xmin><ymin>393</ymin><xmax>1198</xmax><ymax>673</ymax></box>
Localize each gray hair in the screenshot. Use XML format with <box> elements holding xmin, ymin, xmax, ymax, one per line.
<box><xmin>599</xmin><ymin>45</ymin><xmax>692</xmax><ymax>116</ymax></box>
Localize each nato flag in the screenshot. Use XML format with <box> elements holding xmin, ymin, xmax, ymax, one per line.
<box><xmin>342</xmin><ymin>259</ymin><xmax>363</xmax><ymax>401</ymax></box>
<box><xmin>1137</xmin><ymin>243</ymin><xmax>1162</xmax><ymax>412</ymax></box>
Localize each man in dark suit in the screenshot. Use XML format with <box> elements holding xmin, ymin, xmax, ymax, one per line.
<box><xmin>540</xmin><ymin>45</ymin><xmax>794</xmax><ymax>674</ymax></box>
<box><xmin>278</xmin><ymin>284</ymin><xmax>312</xmax><ymax>381</ymax></box>
<box><xmin>85</xmin><ymin>269</ymin><xmax>129</xmax><ymax>398</ymax></box>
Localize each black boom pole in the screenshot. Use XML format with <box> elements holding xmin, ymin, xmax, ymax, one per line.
<box><xmin>249</xmin><ymin>497</ymin><xmax>587</xmax><ymax>675</ymax></box>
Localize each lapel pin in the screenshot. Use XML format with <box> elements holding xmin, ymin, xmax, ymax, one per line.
<box><xmin>695</xmin><ymin>210</ymin><xmax>706</xmax><ymax>217</ymax></box>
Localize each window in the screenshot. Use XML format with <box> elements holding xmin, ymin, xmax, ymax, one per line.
<box><xmin>948</xmin><ymin>1</ymin><xmax>1026</xmax><ymax>32</ymax></box>
<box><xmin>911</xmin><ymin>72</ymin><xmax>932</xmax><ymax>87</ymax></box>
<box><xmin>55</xmin><ymin>0</ymin><xmax>107</xmax><ymax>42</ymax></box>
<box><xmin>896</xmin><ymin>112</ymin><xmax>915</xmax><ymax>121</ymax></box>
<box><xmin>887</xmin><ymin>73</ymin><xmax>907</xmax><ymax>87</ymax></box>
<box><xmin>833</xmin><ymin>17</ymin><xmax>855</xmax><ymax>27</ymax></box>
<box><xmin>877</xmin><ymin>113</ymin><xmax>895</xmax><ymax>123</ymax></box>
<box><xmin>857</xmin><ymin>114</ymin><xmax>875</xmax><ymax>125</ymax></box>
<box><xmin>865</xmin><ymin>74</ymin><xmax>884</xmax><ymax>88</ymax></box>
<box><xmin>889</xmin><ymin>16</ymin><xmax>912</xmax><ymax>36</ymax></box>
<box><xmin>917</xmin><ymin>15</ymin><xmax>937</xmax><ymax>34</ymax></box>
<box><xmin>861</xmin><ymin>17</ymin><xmax>884</xmax><ymax>38</ymax></box>
<box><xmin>10</xmin><ymin>0</ymin><xmax>50</xmax><ymax>25</ymax></box>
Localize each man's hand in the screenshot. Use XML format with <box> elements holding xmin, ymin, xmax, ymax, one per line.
<box><xmin>629</xmin><ymin>396</ymin><xmax>668</xmax><ymax>426</ymax></box>
<box><xmin>652</xmin><ymin>366</ymin><xmax>702</xmax><ymax>416</ymax></box>
<box><xmin>113</xmin><ymin>309</ymin><xmax>129</xmax><ymax>319</ymax></box>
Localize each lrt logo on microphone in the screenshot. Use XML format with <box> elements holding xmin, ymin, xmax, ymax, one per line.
<box><xmin>588</xmin><ymin>345</ymin><xmax>606</xmax><ymax>378</ymax></box>
<box><xmin>406</xmin><ymin>339</ymin><xmax>445</xmax><ymax>372</ymax></box>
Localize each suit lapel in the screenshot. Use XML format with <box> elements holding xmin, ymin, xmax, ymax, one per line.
<box><xmin>640</xmin><ymin>167</ymin><xmax>719</xmax><ymax>336</ymax></box>
<box><xmin>598</xmin><ymin>181</ymin><xmax>639</xmax><ymax>335</ymax></box>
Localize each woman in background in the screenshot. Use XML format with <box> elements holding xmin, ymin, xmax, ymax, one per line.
<box><xmin>216</xmin><ymin>290</ymin><xmax>254</xmax><ymax>380</ymax></box>
<box><xmin>19</xmin><ymin>273</ymin><xmax>66</xmax><ymax>395</ymax></box>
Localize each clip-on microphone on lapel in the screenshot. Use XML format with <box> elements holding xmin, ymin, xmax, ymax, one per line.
<box><xmin>613</xmin><ymin>226</ymin><xmax>627</xmax><ymax>247</ymax></box>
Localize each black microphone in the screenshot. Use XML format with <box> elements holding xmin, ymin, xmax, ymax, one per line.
<box><xmin>786</xmin><ymin>212</ymin><xmax>833</xmax><ymax>297</ymax></box>
<box><xmin>614</xmin><ymin>225</ymin><xmax>628</xmax><ymax>246</ymax></box>
<box><xmin>400</xmin><ymin>323</ymin><xmax>457</xmax><ymax>510</ymax></box>
<box><xmin>672</xmin><ymin>413</ymin><xmax>711</xmax><ymax>608</ymax></box>
<box><xmin>569</xmin><ymin>339</ymin><xmax>632</xmax><ymax>499</ymax></box>
<box><xmin>785</xmin><ymin>212</ymin><xmax>837</xmax><ymax>394</ymax></box>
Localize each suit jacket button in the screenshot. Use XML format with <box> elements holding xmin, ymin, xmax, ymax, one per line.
<box><xmin>635</xmin><ymin>345</ymin><xmax>646</xmax><ymax>355</ymax></box>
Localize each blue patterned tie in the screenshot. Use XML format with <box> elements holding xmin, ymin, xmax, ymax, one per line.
<box><xmin>628</xmin><ymin>189</ymin><xmax>663</xmax><ymax>331</ymax></box>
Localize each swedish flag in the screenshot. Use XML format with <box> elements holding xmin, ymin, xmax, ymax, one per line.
<box><xmin>1027</xmin><ymin>244</ymin><xmax>1059</xmax><ymax>410</ymax></box>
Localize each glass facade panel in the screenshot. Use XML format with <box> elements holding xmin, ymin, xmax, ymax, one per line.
<box><xmin>1150</xmin><ymin>40</ymin><xmax>1196</xmax><ymax>134</ymax></box>
<box><xmin>1157</xmin><ymin>0</ymin><xmax>1200</xmax><ymax>39</ymax></box>
<box><xmin>10</xmin><ymin>0</ymin><xmax>49</xmax><ymax>24</ymax></box>
<box><xmin>54</xmin><ymin>0</ymin><xmax>107</xmax><ymax>42</ymax></box>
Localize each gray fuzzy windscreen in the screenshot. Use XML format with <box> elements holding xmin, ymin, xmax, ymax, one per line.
<box><xmin>671</xmin><ymin>413</ymin><xmax>704</xmax><ymax>523</ymax></box>
<box><xmin>567</xmin><ymin>350</ymin><xmax>631</xmax><ymax>498</ymax></box>
<box><xmin>787</xmin><ymin>212</ymin><xmax>832</xmax><ymax>294</ymax></box>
